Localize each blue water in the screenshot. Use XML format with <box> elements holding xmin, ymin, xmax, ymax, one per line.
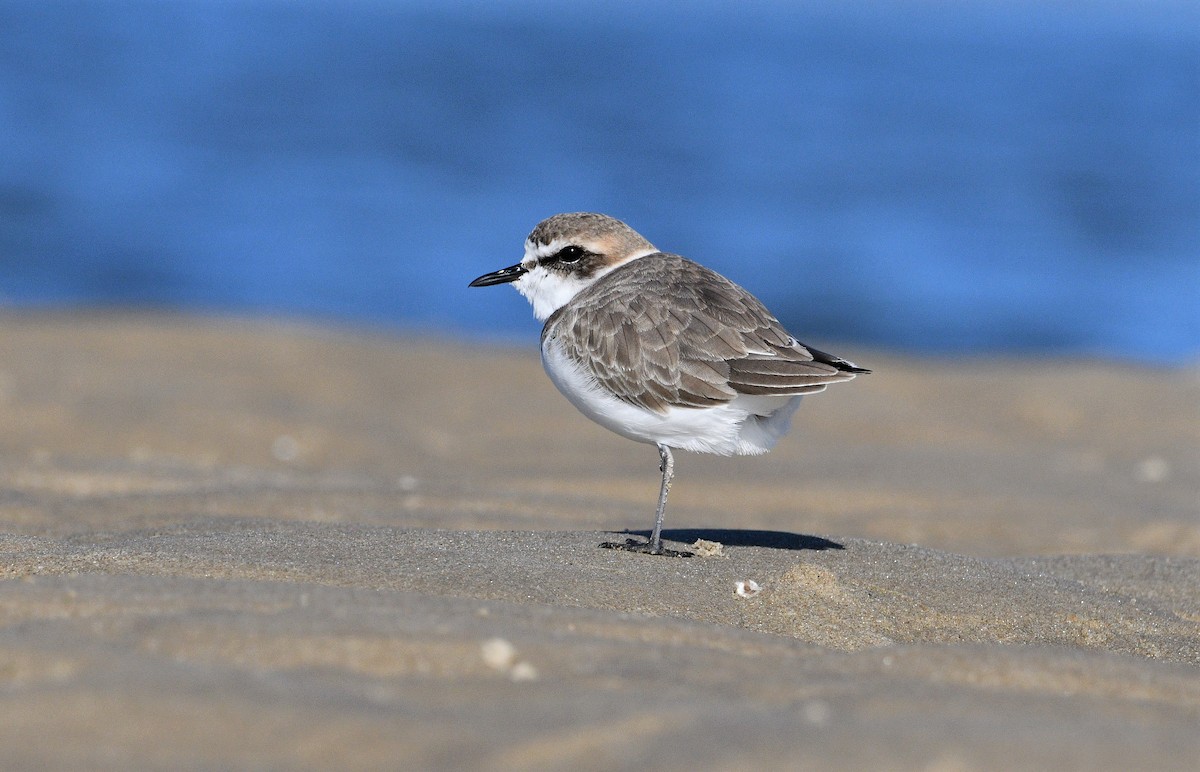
<box><xmin>1</xmin><ymin>1</ymin><xmax>1197</xmax><ymax>362</ymax></box>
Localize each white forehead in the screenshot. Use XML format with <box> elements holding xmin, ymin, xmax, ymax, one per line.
<box><xmin>524</xmin><ymin>237</ymin><xmax>576</xmax><ymax>261</ymax></box>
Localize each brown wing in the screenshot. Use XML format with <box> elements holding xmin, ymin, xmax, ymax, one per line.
<box><xmin>542</xmin><ymin>253</ymin><xmax>867</xmax><ymax>414</ymax></box>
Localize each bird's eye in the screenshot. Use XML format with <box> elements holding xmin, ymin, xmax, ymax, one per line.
<box><xmin>556</xmin><ymin>245</ymin><xmax>585</xmax><ymax>264</ymax></box>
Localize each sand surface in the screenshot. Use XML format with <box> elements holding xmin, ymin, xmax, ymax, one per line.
<box><xmin>0</xmin><ymin>313</ymin><xmax>1197</xmax><ymax>770</ymax></box>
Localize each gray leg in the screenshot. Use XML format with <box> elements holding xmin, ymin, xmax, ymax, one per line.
<box><xmin>647</xmin><ymin>443</ymin><xmax>674</xmax><ymax>554</ymax></box>
<box><xmin>598</xmin><ymin>443</ymin><xmax>690</xmax><ymax>557</ymax></box>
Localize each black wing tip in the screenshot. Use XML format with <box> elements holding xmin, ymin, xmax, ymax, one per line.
<box><xmin>805</xmin><ymin>344</ymin><xmax>871</xmax><ymax>375</ymax></box>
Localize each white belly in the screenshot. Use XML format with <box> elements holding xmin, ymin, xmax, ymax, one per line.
<box><xmin>541</xmin><ymin>337</ymin><xmax>803</xmax><ymax>456</ymax></box>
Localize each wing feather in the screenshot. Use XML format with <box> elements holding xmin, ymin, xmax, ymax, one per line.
<box><xmin>542</xmin><ymin>253</ymin><xmax>866</xmax><ymax>414</ymax></box>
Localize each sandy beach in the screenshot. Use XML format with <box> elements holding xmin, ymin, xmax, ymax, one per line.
<box><xmin>0</xmin><ymin>313</ymin><xmax>1196</xmax><ymax>769</ymax></box>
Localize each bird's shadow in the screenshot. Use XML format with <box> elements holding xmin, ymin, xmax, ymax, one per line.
<box><xmin>614</xmin><ymin>528</ymin><xmax>844</xmax><ymax>552</ymax></box>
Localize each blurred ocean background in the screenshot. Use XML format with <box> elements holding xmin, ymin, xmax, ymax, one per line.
<box><xmin>0</xmin><ymin>0</ymin><xmax>1196</xmax><ymax>363</ymax></box>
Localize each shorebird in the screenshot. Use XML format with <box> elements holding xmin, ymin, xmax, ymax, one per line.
<box><xmin>470</xmin><ymin>212</ymin><xmax>869</xmax><ymax>556</ymax></box>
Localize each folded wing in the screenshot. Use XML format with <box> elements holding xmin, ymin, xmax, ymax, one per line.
<box><xmin>543</xmin><ymin>253</ymin><xmax>869</xmax><ymax>414</ymax></box>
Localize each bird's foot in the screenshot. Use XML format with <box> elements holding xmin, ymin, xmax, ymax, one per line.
<box><xmin>599</xmin><ymin>538</ymin><xmax>693</xmax><ymax>558</ymax></box>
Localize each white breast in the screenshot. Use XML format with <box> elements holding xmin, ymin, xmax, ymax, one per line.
<box><xmin>541</xmin><ymin>336</ymin><xmax>804</xmax><ymax>457</ymax></box>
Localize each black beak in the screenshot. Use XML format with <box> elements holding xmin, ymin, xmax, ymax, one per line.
<box><xmin>469</xmin><ymin>262</ymin><xmax>528</xmax><ymax>287</ymax></box>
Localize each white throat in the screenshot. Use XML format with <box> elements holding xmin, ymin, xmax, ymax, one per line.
<box><xmin>512</xmin><ymin>244</ymin><xmax>656</xmax><ymax>321</ymax></box>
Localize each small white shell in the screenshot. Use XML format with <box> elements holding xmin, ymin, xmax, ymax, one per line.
<box><xmin>510</xmin><ymin>661</ymin><xmax>539</xmax><ymax>682</ymax></box>
<box><xmin>735</xmin><ymin>579</ymin><xmax>761</xmax><ymax>598</ymax></box>
<box><xmin>480</xmin><ymin>637</ymin><xmax>517</xmax><ymax>671</ymax></box>
<box><xmin>481</xmin><ymin>637</ymin><xmax>539</xmax><ymax>682</ymax></box>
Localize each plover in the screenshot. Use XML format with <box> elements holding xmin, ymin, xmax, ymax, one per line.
<box><xmin>470</xmin><ymin>212</ymin><xmax>869</xmax><ymax>556</ymax></box>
